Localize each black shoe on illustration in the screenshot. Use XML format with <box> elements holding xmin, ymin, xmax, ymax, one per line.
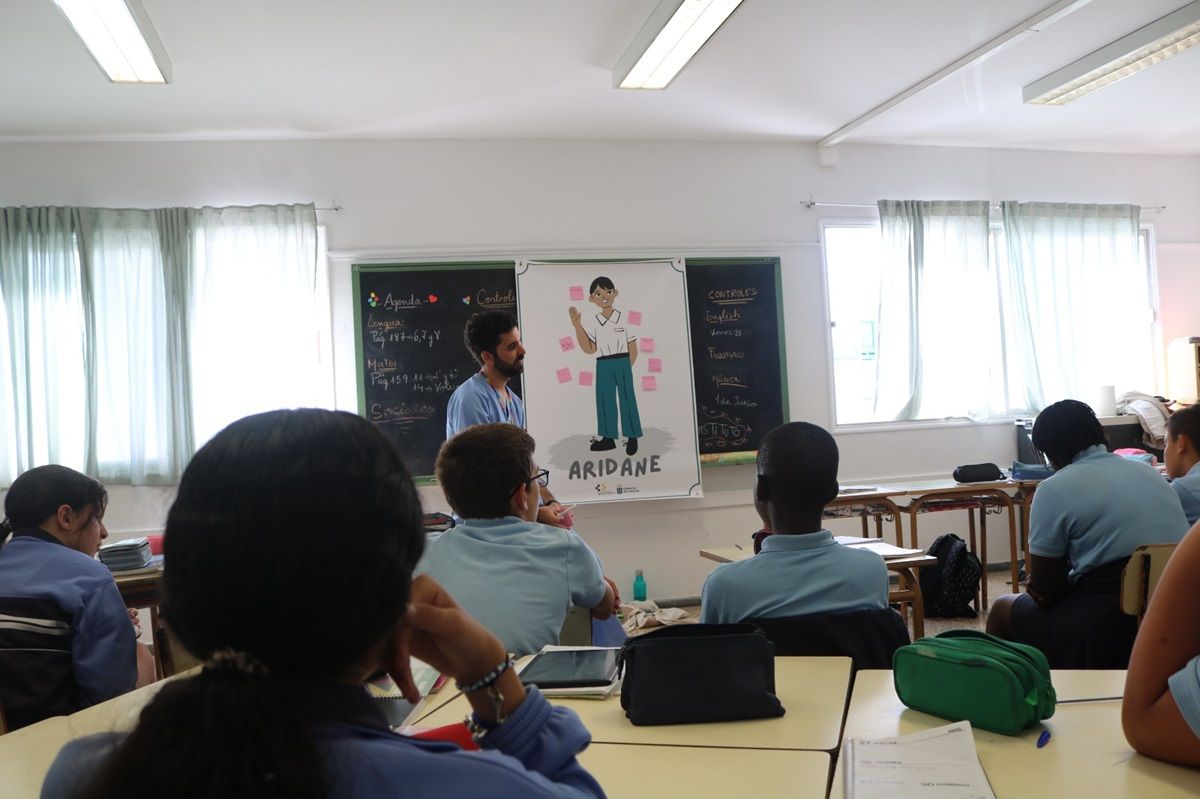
<box><xmin>625</xmin><ymin>437</ymin><xmax>639</xmax><ymax>456</ymax></box>
<box><xmin>590</xmin><ymin>437</ymin><xmax>616</xmax><ymax>451</ymax></box>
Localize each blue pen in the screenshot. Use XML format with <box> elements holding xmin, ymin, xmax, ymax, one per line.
<box><xmin>1037</xmin><ymin>730</ymin><xmax>1051</xmax><ymax>748</ymax></box>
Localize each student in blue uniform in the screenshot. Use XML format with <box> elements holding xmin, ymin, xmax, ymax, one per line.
<box><xmin>1165</xmin><ymin>404</ymin><xmax>1200</xmax><ymax>525</ymax></box>
<box><xmin>0</xmin><ymin>466</ymin><xmax>153</xmax><ymax>731</ymax></box>
<box><xmin>418</xmin><ymin>423</ymin><xmax>617</xmax><ymax>656</ymax></box>
<box><xmin>988</xmin><ymin>399</ymin><xmax>1189</xmax><ymax>668</ymax></box>
<box><xmin>40</xmin><ymin>410</ymin><xmax>604</xmax><ymax>799</ymax></box>
<box><xmin>1124</xmin><ymin>517</ymin><xmax>1200</xmax><ymax>766</ymax></box>
<box><xmin>700</xmin><ymin>422</ymin><xmax>889</xmax><ymax>624</ymax></box>
<box><xmin>446</xmin><ymin>309</ymin><xmax>570</xmax><ymax>528</ymax></box>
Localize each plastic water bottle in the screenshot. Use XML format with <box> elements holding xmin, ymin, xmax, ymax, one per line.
<box><xmin>633</xmin><ymin>569</ymin><xmax>647</xmax><ymax>602</ymax></box>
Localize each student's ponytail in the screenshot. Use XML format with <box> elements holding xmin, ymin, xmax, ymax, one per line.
<box><xmin>82</xmin><ymin>651</ymin><xmax>324</xmax><ymax>799</ymax></box>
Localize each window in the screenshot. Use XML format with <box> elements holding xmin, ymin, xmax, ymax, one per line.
<box><xmin>0</xmin><ymin>205</ymin><xmax>333</xmax><ymax>486</ymax></box>
<box><xmin>823</xmin><ymin>214</ymin><xmax>1158</xmax><ymax>427</ymax></box>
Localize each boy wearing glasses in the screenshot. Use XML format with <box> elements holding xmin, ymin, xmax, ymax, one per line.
<box><xmin>418</xmin><ymin>423</ymin><xmax>617</xmax><ymax>656</ymax></box>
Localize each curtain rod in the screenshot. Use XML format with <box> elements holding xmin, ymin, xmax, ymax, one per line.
<box><xmin>315</xmin><ymin>204</ymin><xmax>342</xmax><ymax>213</ymax></box>
<box><xmin>805</xmin><ymin>199</ymin><xmax>1167</xmax><ymax>214</ymax></box>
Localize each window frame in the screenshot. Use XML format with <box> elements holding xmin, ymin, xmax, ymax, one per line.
<box><xmin>819</xmin><ymin>216</ymin><xmax>1163</xmax><ymax>433</ymax></box>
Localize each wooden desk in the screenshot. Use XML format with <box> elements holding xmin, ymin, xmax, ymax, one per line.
<box><xmin>580</xmin><ymin>744</ymin><xmax>829</xmax><ymax>799</ymax></box>
<box><xmin>699</xmin><ymin>547</ymin><xmax>938</xmax><ymax>640</ymax></box>
<box><xmin>111</xmin><ymin>565</ymin><xmax>195</xmax><ymax>679</ymax></box>
<box><xmin>896</xmin><ymin>479</ymin><xmax>1021</xmax><ymax>610</ymax></box>
<box><xmin>824</xmin><ymin>488</ymin><xmax>910</xmax><ymax>545</ymax></box>
<box><xmin>420</xmin><ymin>656</ymin><xmax>853</xmax><ymax>751</ymax></box>
<box><xmin>831</xmin><ymin>669</ymin><xmax>1200</xmax><ymax>799</ymax></box>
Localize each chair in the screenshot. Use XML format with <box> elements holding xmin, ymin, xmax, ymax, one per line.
<box><xmin>748</xmin><ymin>608</ymin><xmax>911</xmax><ymax>671</ymax></box>
<box><xmin>1120</xmin><ymin>543</ymin><xmax>1179</xmax><ymax>624</ymax></box>
<box><xmin>152</xmin><ymin>617</ymin><xmax>202</xmax><ymax>678</ymax></box>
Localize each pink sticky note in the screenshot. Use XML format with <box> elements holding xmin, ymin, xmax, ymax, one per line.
<box><xmin>556</xmin><ymin>367</ymin><xmax>572</xmax><ymax>384</ymax></box>
<box><xmin>641</xmin><ymin>376</ymin><xmax>657</xmax><ymax>391</ymax></box>
<box><xmin>627</xmin><ymin>310</ymin><xmax>643</xmax><ymax>325</ymax></box>
<box><xmin>569</xmin><ymin>285</ymin><xmax>585</xmax><ymax>301</ymax></box>
<box><xmin>648</xmin><ymin>357</ymin><xmax>662</xmax><ymax>373</ymax></box>
<box><xmin>579</xmin><ymin>370</ymin><xmax>594</xmax><ymax>387</ymax></box>
<box><xmin>559</xmin><ymin>336</ymin><xmax>575</xmax><ymax>352</ymax></box>
<box><xmin>640</xmin><ymin>337</ymin><xmax>656</xmax><ymax>353</ymax></box>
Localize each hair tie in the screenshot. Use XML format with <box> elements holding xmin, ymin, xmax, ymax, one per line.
<box><xmin>204</xmin><ymin>648</ymin><xmax>270</xmax><ymax>679</ymax></box>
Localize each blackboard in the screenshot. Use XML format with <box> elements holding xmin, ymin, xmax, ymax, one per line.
<box><xmin>686</xmin><ymin>258</ymin><xmax>788</xmax><ymax>461</ymax></box>
<box><xmin>353</xmin><ymin>262</ymin><xmax>518</xmax><ymax>478</ymax></box>
<box><xmin>354</xmin><ymin>258</ymin><xmax>787</xmax><ymax>477</ymax></box>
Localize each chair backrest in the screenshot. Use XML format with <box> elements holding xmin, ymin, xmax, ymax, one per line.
<box><xmin>1120</xmin><ymin>543</ymin><xmax>1178</xmax><ymax>623</ymax></box>
<box><xmin>748</xmin><ymin>607</ymin><xmax>911</xmax><ymax>670</ymax></box>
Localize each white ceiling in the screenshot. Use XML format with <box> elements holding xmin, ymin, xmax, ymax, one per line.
<box><xmin>1</xmin><ymin>0</ymin><xmax>1198</xmax><ymax>153</ymax></box>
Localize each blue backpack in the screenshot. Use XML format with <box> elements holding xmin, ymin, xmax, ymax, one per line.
<box><xmin>920</xmin><ymin>533</ymin><xmax>981</xmax><ymax>618</ymax></box>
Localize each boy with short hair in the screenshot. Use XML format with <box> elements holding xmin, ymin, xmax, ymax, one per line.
<box><xmin>418</xmin><ymin>423</ymin><xmax>617</xmax><ymax>656</ymax></box>
<box><xmin>1167</xmin><ymin>405</ymin><xmax>1200</xmax><ymax>524</ymax></box>
<box><xmin>700</xmin><ymin>422</ymin><xmax>888</xmax><ymax>623</ymax></box>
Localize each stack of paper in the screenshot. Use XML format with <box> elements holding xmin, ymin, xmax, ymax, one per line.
<box><xmin>835</xmin><ymin>536</ymin><xmax>925</xmax><ymax>559</ymax></box>
<box><xmin>844</xmin><ymin>721</ymin><xmax>996</xmax><ymax>799</ymax></box>
<box><xmin>97</xmin><ymin>538</ymin><xmax>153</xmax><ymax>571</ymax></box>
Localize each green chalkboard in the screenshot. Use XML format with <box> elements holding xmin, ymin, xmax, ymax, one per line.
<box><xmin>352</xmin><ymin>262</ymin><xmax>518</xmax><ymax>478</ymax></box>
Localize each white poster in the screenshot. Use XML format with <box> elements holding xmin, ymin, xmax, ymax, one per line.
<box><xmin>516</xmin><ymin>259</ymin><xmax>702</xmax><ymax>504</ymax></box>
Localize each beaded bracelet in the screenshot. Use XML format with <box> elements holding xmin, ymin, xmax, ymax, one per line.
<box><xmin>455</xmin><ymin>656</ymin><xmax>514</xmax><ymax>695</ymax></box>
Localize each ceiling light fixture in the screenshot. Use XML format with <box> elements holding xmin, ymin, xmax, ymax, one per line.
<box><xmin>50</xmin><ymin>0</ymin><xmax>171</xmax><ymax>84</ymax></box>
<box><xmin>613</xmin><ymin>0</ymin><xmax>744</xmax><ymax>90</ymax></box>
<box><xmin>1024</xmin><ymin>0</ymin><xmax>1200</xmax><ymax>105</ymax></box>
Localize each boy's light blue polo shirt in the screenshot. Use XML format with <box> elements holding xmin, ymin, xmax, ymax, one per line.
<box><xmin>445</xmin><ymin>372</ymin><xmax>526</xmax><ymax>438</ymax></box>
<box><xmin>415</xmin><ymin>516</ymin><xmax>607</xmax><ymax>657</ymax></box>
<box><xmin>1029</xmin><ymin>444</ymin><xmax>1189</xmax><ymax>581</ymax></box>
<box><xmin>1171</xmin><ymin>462</ymin><xmax>1200</xmax><ymax>525</ymax></box>
<box><xmin>699</xmin><ymin>530</ymin><xmax>889</xmax><ymax>624</ymax></box>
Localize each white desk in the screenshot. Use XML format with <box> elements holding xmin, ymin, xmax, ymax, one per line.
<box><xmin>831</xmin><ymin>669</ymin><xmax>1200</xmax><ymax>799</ymax></box>
<box><xmin>420</xmin><ymin>656</ymin><xmax>853</xmax><ymax>751</ymax></box>
<box><xmin>580</xmin><ymin>744</ymin><xmax>829</xmax><ymax>799</ymax></box>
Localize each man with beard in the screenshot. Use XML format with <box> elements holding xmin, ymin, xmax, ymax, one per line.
<box><xmin>446</xmin><ymin>310</ymin><xmax>571</xmax><ymax>528</ymax></box>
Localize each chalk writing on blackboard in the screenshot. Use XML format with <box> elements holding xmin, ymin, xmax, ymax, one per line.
<box><xmin>355</xmin><ymin>263</ymin><xmax>518</xmax><ymax>478</ymax></box>
<box><xmin>687</xmin><ymin>260</ymin><xmax>786</xmax><ymax>457</ymax></box>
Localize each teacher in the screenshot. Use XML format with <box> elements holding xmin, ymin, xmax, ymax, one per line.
<box><xmin>446</xmin><ymin>310</ymin><xmax>571</xmax><ymax>528</ymax></box>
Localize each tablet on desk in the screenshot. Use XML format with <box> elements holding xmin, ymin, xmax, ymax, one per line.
<box><xmin>519</xmin><ymin>649</ymin><xmax>619</xmax><ymax>689</ymax></box>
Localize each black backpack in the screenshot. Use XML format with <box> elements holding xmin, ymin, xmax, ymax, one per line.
<box><xmin>920</xmin><ymin>533</ymin><xmax>981</xmax><ymax>618</ymax></box>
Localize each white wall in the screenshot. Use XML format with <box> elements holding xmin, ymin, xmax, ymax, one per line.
<box><xmin>3</xmin><ymin>139</ymin><xmax>1199</xmax><ymax>597</ymax></box>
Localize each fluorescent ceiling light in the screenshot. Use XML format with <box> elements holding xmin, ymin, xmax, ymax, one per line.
<box><xmin>51</xmin><ymin>0</ymin><xmax>171</xmax><ymax>83</ymax></box>
<box><xmin>613</xmin><ymin>0</ymin><xmax>744</xmax><ymax>90</ymax></box>
<box><xmin>1024</xmin><ymin>0</ymin><xmax>1200</xmax><ymax>105</ymax></box>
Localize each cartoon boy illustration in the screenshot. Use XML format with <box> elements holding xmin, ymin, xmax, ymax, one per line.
<box><xmin>569</xmin><ymin>276</ymin><xmax>643</xmax><ymax>456</ymax></box>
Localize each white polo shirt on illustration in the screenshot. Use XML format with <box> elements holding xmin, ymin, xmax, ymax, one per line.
<box><xmin>583</xmin><ymin>309</ymin><xmax>637</xmax><ymax>356</ymax></box>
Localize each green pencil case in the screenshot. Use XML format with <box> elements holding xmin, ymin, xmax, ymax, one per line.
<box><xmin>892</xmin><ymin>629</ymin><xmax>1056</xmax><ymax>735</ymax></box>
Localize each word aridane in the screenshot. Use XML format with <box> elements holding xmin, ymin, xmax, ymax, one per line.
<box><xmin>567</xmin><ymin>455</ymin><xmax>663</xmax><ymax>481</ymax></box>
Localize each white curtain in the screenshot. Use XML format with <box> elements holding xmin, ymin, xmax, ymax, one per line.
<box><xmin>0</xmin><ymin>208</ymin><xmax>88</xmax><ymax>476</ymax></box>
<box><xmin>188</xmin><ymin>204</ymin><xmax>327</xmax><ymax>449</ymax></box>
<box><xmin>0</xmin><ymin>203</ymin><xmax>324</xmax><ymax>486</ymax></box>
<box><xmin>78</xmin><ymin>208</ymin><xmax>193</xmax><ymax>484</ymax></box>
<box><xmin>999</xmin><ymin>202</ymin><xmax>1148</xmax><ymax>411</ymax></box>
<box><xmin>874</xmin><ymin>200</ymin><xmax>996</xmax><ymax>421</ymax></box>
